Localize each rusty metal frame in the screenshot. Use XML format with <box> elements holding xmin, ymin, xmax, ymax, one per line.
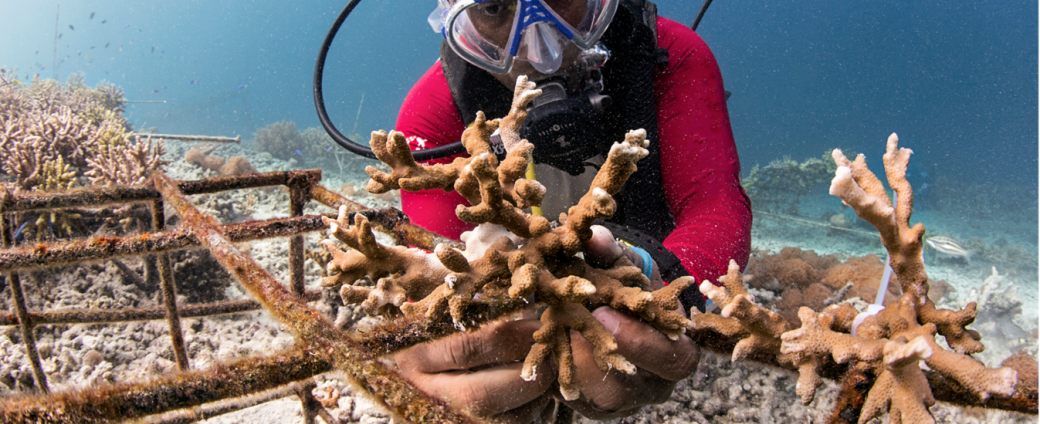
<box><xmin>0</xmin><ymin>169</ymin><xmax>470</xmax><ymax>423</ymax></box>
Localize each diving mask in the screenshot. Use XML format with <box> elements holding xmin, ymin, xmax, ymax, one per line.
<box><xmin>429</xmin><ymin>0</ymin><xmax>619</xmax><ymax>74</ymax></box>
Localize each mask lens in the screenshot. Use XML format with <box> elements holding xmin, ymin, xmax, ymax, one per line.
<box><xmin>517</xmin><ymin>22</ymin><xmax>566</xmax><ymax>74</ymax></box>
<box><xmin>565</xmin><ymin>0</ymin><xmax>616</xmax><ymax>45</ymax></box>
<box><xmin>447</xmin><ymin>1</ymin><xmax>516</xmax><ymax>71</ymax></box>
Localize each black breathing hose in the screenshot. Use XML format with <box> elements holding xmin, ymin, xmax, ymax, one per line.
<box><xmin>691</xmin><ymin>0</ymin><xmax>713</xmax><ymax>31</ymax></box>
<box><xmin>313</xmin><ymin>0</ymin><xmax>467</xmax><ymax>160</ymax></box>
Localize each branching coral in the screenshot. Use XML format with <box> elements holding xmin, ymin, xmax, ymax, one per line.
<box><xmin>322</xmin><ymin>76</ymin><xmax>692</xmax><ymax>400</ymax></box>
<box><xmin>741</xmin><ymin>152</ymin><xmax>836</xmax><ymax>214</ymax></box>
<box><xmin>86</xmin><ymin>134</ymin><xmax>167</xmax><ymax>186</ymax></box>
<box><xmin>254</xmin><ymin>120</ymin><xmax>303</xmax><ymax>160</ymax></box>
<box><xmin>696</xmin><ymin>133</ymin><xmax>1019</xmax><ymax>423</ymax></box>
<box><xmin>0</xmin><ymin>76</ymin><xmax>165</xmax><ymax>243</ymax></box>
<box><xmin>1</xmin><ymin>75</ymin><xmax>163</xmax><ymax>193</ymax></box>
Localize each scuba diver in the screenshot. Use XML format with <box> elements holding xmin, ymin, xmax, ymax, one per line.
<box><xmin>381</xmin><ymin>0</ymin><xmax>751</xmax><ymax>421</ymax></box>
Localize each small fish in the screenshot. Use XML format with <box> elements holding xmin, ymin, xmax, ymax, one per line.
<box><xmin>69</xmin><ymin>24</ymin><xmax>75</xmax><ymax>30</ymax></box>
<box><xmin>12</xmin><ymin>221</ymin><xmax>29</xmax><ymax>243</ymax></box>
<box><xmin>58</xmin><ymin>33</ymin><xmax>63</xmax><ymax>39</ymax></box>
<box><xmin>151</xmin><ymin>47</ymin><xmax>155</xmax><ymax>53</ymax></box>
<box><xmin>105</xmin><ymin>42</ymin><xmax>110</xmax><ymax>48</ymax></box>
<box><xmin>152</xmin><ymin>89</ymin><xmax>159</xmax><ymax>93</ymax></box>
<box><xmin>925</xmin><ymin>236</ymin><xmax>972</xmax><ymax>264</ymax></box>
<box><xmin>237</xmin><ymin>84</ymin><xmax>245</xmax><ymax>89</ymax></box>
<box><xmin>90</xmin><ymin>12</ymin><xmax>95</xmax><ymax>19</ymax></box>
<box><xmin>84</xmin><ymin>54</ymin><xmax>89</xmax><ymax>59</ymax></box>
<box><xmin>190</xmin><ymin>80</ymin><xmax>197</xmax><ymax>84</ymax></box>
<box><xmin>295</xmin><ymin>149</ymin><xmax>304</xmax><ymax>156</ymax></box>
<box><xmin>325</xmin><ymin>146</ymin><xmax>332</xmax><ymax>152</ymax></box>
<box><xmin>101</xmin><ymin>19</ymin><xmax>107</xmax><ymax>24</ymax></box>
<box><xmin>90</xmin><ymin>46</ymin><xmax>95</xmax><ymax>49</ymax></box>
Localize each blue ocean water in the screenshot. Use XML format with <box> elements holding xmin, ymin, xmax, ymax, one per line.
<box><xmin>1</xmin><ymin>1</ymin><xmax>1034</xmax><ymax>190</ymax></box>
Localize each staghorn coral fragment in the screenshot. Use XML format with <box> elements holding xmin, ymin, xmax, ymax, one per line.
<box><xmin>497</xmin><ymin>75</ymin><xmax>541</xmax><ymax>152</ymax></box>
<box><xmin>455</xmin><ymin>152</ymin><xmax>551</xmax><ymax>239</ymax></box>
<box><xmin>39</xmin><ymin>155</ymin><xmax>76</xmax><ymax>192</ymax></box>
<box><xmin>584</xmin><ymin>257</ymin><xmax>694</xmax><ymax>340</ymax></box>
<box><xmin>560</xmin><ymin>129</ymin><xmax>649</xmax><ymax>243</ymax></box>
<box><xmin>698</xmin><ymin>260</ymin><xmax>791</xmax><ymax>363</ymax></box>
<box><xmin>322</xmin><ymin>205</ymin><xmax>450</xmax><ymax>303</ymax></box>
<box><xmin>917</xmin><ymin>300</ymin><xmax>983</xmax><ymax>354</ymax></box>
<box><xmin>401</xmin><ymin>242</ymin><xmax>512</xmax><ymax>325</ymax></box>
<box><xmin>830</xmin><ymin>134</ymin><xmax>928</xmax><ymax>300</ymax></box>
<box><xmin>859</xmin><ymin>336</ymin><xmax>937</xmax><ymax>424</ymax></box>
<box><xmin>330</xmin><ymin>76</ymin><xmax>693</xmax><ymax>402</ymax></box>
<box><xmin>921</xmin><ymin>337</ymin><xmax>1018</xmax><ymax>402</ymax></box>
<box><xmin>522</xmin><ymin>301</ymin><xmax>635</xmax><ymax>401</ymax></box>
<box><xmin>366</xmin><ymin>129</ymin><xmax>470</xmax><ymax>193</ymax></box>
<box><xmin>341</xmin><ymin>276</ymin><xmax>408</xmax><ymax>319</ymax></box>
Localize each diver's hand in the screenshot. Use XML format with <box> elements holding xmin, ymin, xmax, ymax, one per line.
<box><xmin>564</xmin><ymin>307</ymin><xmax>701</xmax><ymax>419</ymax></box>
<box><xmin>582</xmin><ymin>225</ymin><xmax>665</xmax><ymax>289</ymax></box>
<box><xmin>392</xmin><ymin>315</ymin><xmax>557</xmax><ymax>424</ymax></box>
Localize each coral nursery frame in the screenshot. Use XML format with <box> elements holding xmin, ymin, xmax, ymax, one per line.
<box><xmin>0</xmin><ymin>169</ymin><xmax>475</xmax><ymax>423</ymax></box>
<box><xmin>0</xmin><ymin>166</ymin><xmax>1035</xmax><ymax>424</ymax></box>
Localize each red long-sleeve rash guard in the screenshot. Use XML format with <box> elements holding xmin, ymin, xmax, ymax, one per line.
<box><xmin>394</xmin><ymin>17</ymin><xmax>752</xmax><ymax>285</ymax></box>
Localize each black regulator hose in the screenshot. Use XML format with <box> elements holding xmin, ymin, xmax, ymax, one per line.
<box><xmin>313</xmin><ymin>0</ymin><xmax>467</xmax><ymax>160</ymax></box>
<box><xmin>691</xmin><ymin>0</ymin><xmax>713</xmax><ymax>32</ymax></box>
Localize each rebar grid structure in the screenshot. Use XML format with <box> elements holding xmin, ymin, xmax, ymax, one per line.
<box><xmin>0</xmin><ymin>167</ymin><xmax>1035</xmax><ymax>424</ymax></box>
<box><xmin>0</xmin><ymin>169</ymin><xmax>474</xmax><ymax>424</ymax></box>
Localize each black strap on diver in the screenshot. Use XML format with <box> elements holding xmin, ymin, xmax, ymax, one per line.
<box><xmin>596</xmin><ymin>221</ymin><xmax>706</xmax><ymax>313</ymax></box>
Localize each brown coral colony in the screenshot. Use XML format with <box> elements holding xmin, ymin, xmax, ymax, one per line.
<box><xmin>692</xmin><ymin>133</ymin><xmax>1022</xmax><ymax>423</ymax></box>
<box><xmin>322</xmin><ymin>76</ymin><xmax>693</xmax><ymax>400</ymax></box>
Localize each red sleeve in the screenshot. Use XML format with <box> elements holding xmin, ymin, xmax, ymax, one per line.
<box><xmin>654</xmin><ymin>18</ymin><xmax>753</xmax><ymax>285</ymax></box>
<box><xmin>395</xmin><ymin>61</ymin><xmax>475</xmax><ymax>240</ymax></box>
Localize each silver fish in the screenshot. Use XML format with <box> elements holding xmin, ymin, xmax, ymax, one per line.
<box><xmin>925</xmin><ymin>236</ymin><xmax>972</xmax><ymax>263</ymax></box>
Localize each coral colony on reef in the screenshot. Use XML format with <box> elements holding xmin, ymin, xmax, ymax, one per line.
<box><xmin>0</xmin><ymin>70</ymin><xmax>166</xmax><ymax>240</ymax></box>
<box><xmin>0</xmin><ymin>71</ymin><xmax>165</xmax><ymax>191</ymax></box>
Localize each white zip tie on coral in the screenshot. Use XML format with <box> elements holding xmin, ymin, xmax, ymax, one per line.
<box><xmin>851</xmin><ymin>197</ymin><xmax>895</xmax><ymax>336</ymax></box>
